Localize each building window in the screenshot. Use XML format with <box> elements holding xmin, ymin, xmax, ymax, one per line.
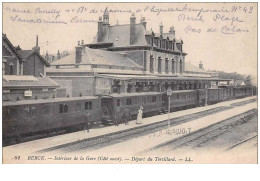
<box><xmin>19</xmin><ymin>62</ymin><xmax>22</xmax><ymax>75</ymax></box>
<box><xmin>165</xmin><ymin>58</ymin><xmax>169</xmax><ymax>74</ymax></box>
<box><xmin>117</xmin><ymin>99</ymin><xmax>120</xmax><ymax>106</ymax></box>
<box><xmin>152</xmin><ymin>96</ymin><xmax>156</xmax><ymax>102</ymax></box>
<box><xmin>150</xmin><ymin>56</ymin><xmax>154</xmax><ymax>73</ymax></box>
<box><xmin>158</xmin><ymin>58</ymin><xmax>162</xmax><ymax>73</ymax></box>
<box><xmin>169</xmin><ymin>42</ymin><xmax>172</xmax><ymax>50</ymax></box>
<box><xmin>10</xmin><ymin>64</ymin><xmax>14</xmax><ymax>75</ymax></box>
<box><xmin>85</xmin><ymin>101</ymin><xmax>92</xmax><ymax>110</ymax></box>
<box><xmin>154</xmin><ymin>39</ymin><xmax>158</xmax><ymax>47</ymax></box>
<box><xmin>2</xmin><ymin>62</ymin><xmax>6</xmax><ymax>75</ymax></box>
<box><xmin>172</xmin><ymin>60</ymin><xmax>175</xmax><ymax>74</ymax></box>
<box><xmin>126</xmin><ymin>98</ymin><xmax>132</xmax><ymax>105</ymax></box>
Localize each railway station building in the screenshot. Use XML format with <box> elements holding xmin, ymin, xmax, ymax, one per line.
<box><xmin>2</xmin><ymin>34</ymin><xmax>60</xmax><ymax>101</ymax></box>
<box><xmin>46</xmin><ymin>12</ymin><xmax>228</xmax><ymax>98</ymax></box>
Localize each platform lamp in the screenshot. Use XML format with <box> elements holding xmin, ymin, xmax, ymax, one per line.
<box><xmin>166</xmin><ymin>87</ymin><xmax>172</xmax><ymax>127</ymax></box>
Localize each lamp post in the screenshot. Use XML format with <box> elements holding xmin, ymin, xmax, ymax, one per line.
<box><xmin>205</xmin><ymin>84</ymin><xmax>208</xmax><ymax>106</ymax></box>
<box><xmin>167</xmin><ymin>88</ymin><xmax>172</xmax><ymax>127</ymax></box>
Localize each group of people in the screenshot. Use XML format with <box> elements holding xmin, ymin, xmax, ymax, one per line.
<box><xmin>82</xmin><ymin>106</ymin><xmax>144</xmax><ymax>132</ymax></box>
<box><xmin>114</xmin><ymin>106</ymin><xmax>143</xmax><ymax>126</ymax></box>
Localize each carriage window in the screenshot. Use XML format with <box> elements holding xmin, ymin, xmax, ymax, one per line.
<box><xmin>59</xmin><ymin>104</ymin><xmax>64</xmax><ymax>113</ymax></box>
<box><xmin>85</xmin><ymin>101</ymin><xmax>92</xmax><ymax>110</ymax></box>
<box><xmin>143</xmin><ymin>97</ymin><xmax>146</xmax><ymax>104</ymax></box>
<box><xmin>117</xmin><ymin>99</ymin><xmax>120</xmax><ymax>106</ymax></box>
<box><xmin>177</xmin><ymin>94</ymin><xmax>179</xmax><ymax>99</ymax></box>
<box><xmin>59</xmin><ymin>103</ymin><xmax>69</xmax><ymax>113</ymax></box>
<box><xmin>76</xmin><ymin>102</ymin><xmax>81</xmax><ymax>112</ymax></box>
<box><xmin>31</xmin><ymin>106</ymin><xmax>37</xmax><ymax>118</ymax></box>
<box><xmin>126</xmin><ymin>98</ymin><xmax>132</xmax><ymax>105</ymax></box>
<box><xmin>24</xmin><ymin>107</ymin><xmax>30</xmax><ymax>118</ymax></box>
<box><xmin>43</xmin><ymin>104</ymin><xmax>52</xmax><ymax>115</ymax></box>
<box><xmin>64</xmin><ymin>104</ymin><xmax>68</xmax><ymax>113</ymax></box>
<box><xmin>152</xmin><ymin>96</ymin><xmax>156</xmax><ymax>102</ymax></box>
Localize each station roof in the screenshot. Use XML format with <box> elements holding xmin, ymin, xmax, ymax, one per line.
<box><xmin>2</xmin><ymin>95</ymin><xmax>99</xmax><ymax>106</ymax></box>
<box><xmin>3</xmin><ymin>75</ymin><xmax>60</xmax><ymax>88</ymax></box>
<box><xmin>92</xmin><ymin>24</ymin><xmax>149</xmax><ymax>47</ymax></box>
<box><xmin>95</xmin><ymin>74</ymin><xmax>231</xmax><ymax>82</ymax></box>
<box><xmin>51</xmin><ymin>47</ymin><xmax>142</xmax><ymax>69</ymax></box>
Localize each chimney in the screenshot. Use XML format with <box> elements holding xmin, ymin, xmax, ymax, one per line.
<box><xmin>199</xmin><ymin>61</ymin><xmax>204</xmax><ymax>70</ymax></box>
<box><xmin>169</xmin><ymin>26</ymin><xmax>175</xmax><ymax>36</ymax></box>
<box><xmin>81</xmin><ymin>40</ymin><xmax>84</xmax><ymax>45</ymax></box>
<box><xmin>140</xmin><ymin>17</ymin><xmax>147</xmax><ymax>29</ymax></box>
<box><xmin>103</xmin><ymin>11</ymin><xmax>109</xmax><ymax>25</ymax></box>
<box><xmin>102</xmin><ymin>12</ymin><xmax>110</xmax><ymax>41</ymax></box>
<box><xmin>97</xmin><ymin>16</ymin><xmax>103</xmax><ymax>42</ymax></box>
<box><xmin>75</xmin><ymin>42</ymin><xmax>83</xmax><ymax>64</ymax></box>
<box><xmin>57</xmin><ymin>50</ymin><xmax>61</xmax><ymax>60</ymax></box>
<box><xmin>160</xmin><ymin>22</ymin><xmax>163</xmax><ymax>37</ymax></box>
<box><xmin>34</xmin><ymin>35</ymin><xmax>40</xmax><ymax>53</ymax></box>
<box><xmin>130</xmin><ymin>12</ymin><xmax>136</xmax><ymax>45</ymax></box>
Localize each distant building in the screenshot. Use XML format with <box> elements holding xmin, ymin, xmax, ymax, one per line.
<box><xmin>46</xmin><ymin>12</ymin><xmax>229</xmax><ymax>97</ymax></box>
<box><xmin>2</xmin><ymin>34</ymin><xmax>60</xmax><ymax>101</ymax></box>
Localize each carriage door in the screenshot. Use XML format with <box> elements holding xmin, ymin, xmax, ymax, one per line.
<box><xmin>101</xmin><ymin>97</ymin><xmax>113</xmax><ymax>117</ymax></box>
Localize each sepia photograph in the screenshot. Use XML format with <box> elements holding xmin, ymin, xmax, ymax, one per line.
<box><xmin>1</xmin><ymin>2</ymin><xmax>258</xmax><ymax>164</ymax></box>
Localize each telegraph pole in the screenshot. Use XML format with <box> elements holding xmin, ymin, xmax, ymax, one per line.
<box><xmin>205</xmin><ymin>84</ymin><xmax>208</xmax><ymax>106</ymax></box>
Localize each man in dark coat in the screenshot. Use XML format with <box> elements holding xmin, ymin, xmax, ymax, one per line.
<box><xmin>123</xmin><ymin>108</ymin><xmax>131</xmax><ymax>125</ymax></box>
<box><xmin>114</xmin><ymin>108</ymin><xmax>121</xmax><ymax>126</ymax></box>
<box><xmin>83</xmin><ymin>113</ymin><xmax>90</xmax><ymax>132</ymax></box>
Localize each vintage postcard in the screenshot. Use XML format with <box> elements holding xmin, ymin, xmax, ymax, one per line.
<box><xmin>1</xmin><ymin>2</ymin><xmax>257</xmax><ymax>164</ymax></box>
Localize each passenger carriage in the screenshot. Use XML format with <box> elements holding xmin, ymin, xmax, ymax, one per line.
<box><xmin>3</xmin><ymin>96</ymin><xmax>101</xmax><ymax>142</ymax></box>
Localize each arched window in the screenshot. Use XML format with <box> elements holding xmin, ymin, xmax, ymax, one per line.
<box><xmin>10</xmin><ymin>64</ymin><xmax>14</xmax><ymax>75</ymax></box>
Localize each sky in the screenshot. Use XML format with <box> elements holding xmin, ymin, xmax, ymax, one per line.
<box><xmin>2</xmin><ymin>2</ymin><xmax>257</xmax><ymax>81</ymax></box>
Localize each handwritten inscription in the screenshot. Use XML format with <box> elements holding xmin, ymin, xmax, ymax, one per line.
<box><xmin>213</xmin><ymin>14</ymin><xmax>243</xmax><ymax>26</ymax></box>
<box><xmin>4</xmin><ymin>4</ymin><xmax>254</xmax><ymax>35</ymax></box>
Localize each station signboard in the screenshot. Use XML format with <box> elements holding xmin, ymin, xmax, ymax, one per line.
<box><xmin>24</xmin><ymin>90</ymin><xmax>32</xmax><ymax>97</ymax></box>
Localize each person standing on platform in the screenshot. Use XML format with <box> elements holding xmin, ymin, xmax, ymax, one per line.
<box><xmin>136</xmin><ymin>106</ymin><xmax>143</xmax><ymax>124</ymax></box>
<box><xmin>114</xmin><ymin>108</ymin><xmax>120</xmax><ymax>126</ymax></box>
<box><xmin>84</xmin><ymin>113</ymin><xmax>90</xmax><ymax>133</ymax></box>
<box><xmin>123</xmin><ymin>108</ymin><xmax>131</xmax><ymax>125</ymax></box>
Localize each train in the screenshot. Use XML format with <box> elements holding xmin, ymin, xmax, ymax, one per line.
<box><xmin>2</xmin><ymin>85</ymin><xmax>256</xmax><ymax>145</ymax></box>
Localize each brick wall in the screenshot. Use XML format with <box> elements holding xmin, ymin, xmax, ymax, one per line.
<box><xmin>23</xmin><ymin>54</ymin><xmax>45</xmax><ymax>77</ymax></box>
<box><xmin>50</xmin><ymin>76</ymin><xmax>95</xmax><ymax>97</ymax></box>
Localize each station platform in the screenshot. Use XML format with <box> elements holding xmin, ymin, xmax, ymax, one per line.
<box><xmin>3</xmin><ymin>96</ymin><xmax>257</xmax><ymax>157</ymax></box>
<box><xmin>89</xmin><ymin>101</ymin><xmax>257</xmax><ymax>156</ymax></box>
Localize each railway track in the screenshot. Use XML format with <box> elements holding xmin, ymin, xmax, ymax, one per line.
<box><xmin>146</xmin><ymin>109</ymin><xmax>257</xmax><ymax>152</ymax></box>
<box><xmin>225</xmin><ymin>135</ymin><xmax>257</xmax><ymax>151</ymax></box>
<box><xmin>38</xmin><ymin>99</ymin><xmax>257</xmax><ymax>154</ymax></box>
<box><xmin>230</xmin><ymin>98</ymin><xmax>257</xmax><ymax>107</ymax></box>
